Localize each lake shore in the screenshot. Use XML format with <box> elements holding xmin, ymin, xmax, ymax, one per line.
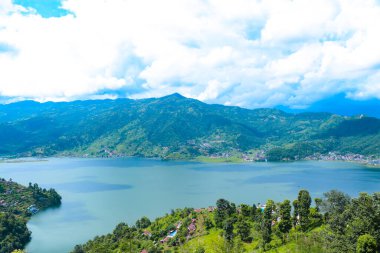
<box><xmin>1</xmin><ymin>153</ymin><xmax>379</xmax><ymax>167</ymax></box>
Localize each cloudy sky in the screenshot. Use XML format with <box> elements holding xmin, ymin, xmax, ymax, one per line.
<box><xmin>0</xmin><ymin>0</ymin><xmax>380</xmax><ymax>110</ymax></box>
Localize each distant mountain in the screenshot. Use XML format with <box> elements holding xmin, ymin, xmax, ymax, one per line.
<box><xmin>0</xmin><ymin>93</ymin><xmax>379</xmax><ymax>160</ymax></box>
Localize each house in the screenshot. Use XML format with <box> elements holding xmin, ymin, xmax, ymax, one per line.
<box><xmin>188</xmin><ymin>223</ymin><xmax>196</xmax><ymax>233</ymax></box>
<box><xmin>160</xmin><ymin>237</ymin><xmax>170</xmax><ymax>243</ymax></box>
<box><xmin>0</xmin><ymin>199</ymin><xmax>7</xmax><ymax>207</ymax></box>
<box><xmin>27</xmin><ymin>204</ymin><xmax>39</xmax><ymax>214</ymax></box>
<box><xmin>142</xmin><ymin>230</ymin><xmax>152</xmax><ymax>237</ymax></box>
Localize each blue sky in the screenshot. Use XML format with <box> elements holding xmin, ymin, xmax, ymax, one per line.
<box><xmin>12</xmin><ymin>0</ymin><xmax>70</xmax><ymax>17</ymax></box>
<box><xmin>0</xmin><ymin>0</ymin><xmax>379</xmax><ymax>116</ymax></box>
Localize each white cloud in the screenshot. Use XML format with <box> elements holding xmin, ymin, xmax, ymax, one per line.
<box><xmin>0</xmin><ymin>0</ymin><xmax>380</xmax><ymax>107</ymax></box>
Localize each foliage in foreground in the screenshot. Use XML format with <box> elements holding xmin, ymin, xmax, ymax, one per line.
<box><xmin>72</xmin><ymin>189</ymin><xmax>380</xmax><ymax>253</ymax></box>
<box><xmin>0</xmin><ymin>178</ymin><xmax>62</xmax><ymax>253</ymax></box>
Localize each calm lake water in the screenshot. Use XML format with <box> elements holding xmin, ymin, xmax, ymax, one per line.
<box><xmin>0</xmin><ymin>158</ymin><xmax>379</xmax><ymax>253</ymax></box>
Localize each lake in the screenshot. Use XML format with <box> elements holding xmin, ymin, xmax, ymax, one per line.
<box><xmin>0</xmin><ymin>158</ymin><xmax>379</xmax><ymax>253</ymax></box>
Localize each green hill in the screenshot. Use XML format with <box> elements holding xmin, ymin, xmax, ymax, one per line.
<box><xmin>0</xmin><ymin>178</ymin><xmax>61</xmax><ymax>253</ymax></box>
<box><xmin>71</xmin><ymin>189</ymin><xmax>380</xmax><ymax>253</ymax></box>
<box><xmin>0</xmin><ymin>94</ymin><xmax>379</xmax><ymax>160</ymax></box>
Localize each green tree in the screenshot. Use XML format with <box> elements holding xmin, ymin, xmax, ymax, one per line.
<box><xmin>322</xmin><ymin>190</ymin><xmax>351</xmax><ymax>234</ymax></box>
<box><xmin>298</xmin><ymin>190</ymin><xmax>311</xmax><ymax>231</ymax></box>
<box><xmin>236</xmin><ymin>217</ymin><xmax>252</xmax><ymax>242</ymax></box>
<box><xmin>278</xmin><ymin>199</ymin><xmax>292</xmax><ymax>243</ymax></box>
<box><xmin>343</xmin><ymin>193</ymin><xmax>379</xmax><ymax>251</ymax></box>
<box><xmin>135</xmin><ymin>216</ymin><xmax>151</xmax><ymax>229</ymax></box>
<box><xmin>314</xmin><ymin>198</ymin><xmax>322</xmax><ymax>212</ymax></box>
<box><xmin>261</xmin><ymin>200</ymin><xmax>274</xmax><ymax>249</ymax></box>
<box><xmin>309</xmin><ymin>207</ymin><xmax>323</xmax><ymax>229</ymax></box>
<box><xmin>0</xmin><ymin>213</ymin><xmax>31</xmax><ymax>253</ymax></box>
<box><xmin>204</xmin><ymin>217</ymin><xmax>214</xmax><ymax>230</ymax></box>
<box><xmin>195</xmin><ymin>246</ymin><xmax>206</xmax><ymax>253</ymax></box>
<box><xmin>240</xmin><ymin>204</ymin><xmax>251</xmax><ymax>217</ymax></box>
<box><xmin>251</xmin><ymin>204</ymin><xmax>258</xmax><ymax>220</ymax></box>
<box><xmin>223</xmin><ymin>218</ymin><xmax>234</xmax><ymax>242</ymax></box>
<box><xmin>215</xmin><ymin>199</ymin><xmax>234</xmax><ymax>228</ymax></box>
<box><xmin>356</xmin><ymin>234</ymin><xmax>377</xmax><ymax>253</ymax></box>
<box><xmin>292</xmin><ymin>199</ymin><xmax>299</xmax><ymax>227</ymax></box>
<box><xmin>72</xmin><ymin>245</ymin><xmax>85</xmax><ymax>253</ymax></box>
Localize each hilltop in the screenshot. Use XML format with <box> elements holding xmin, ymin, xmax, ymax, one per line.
<box><xmin>0</xmin><ymin>94</ymin><xmax>379</xmax><ymax>161</ymax></box>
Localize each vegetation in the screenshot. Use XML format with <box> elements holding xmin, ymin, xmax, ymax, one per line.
<box><xmin>0</xmin><ymin>94</ymin><xmax>378</xmax><ymax>161</ymax></box>
<box><xmin>0</xmin><ymin>178</ymin><xmax>61</xmax><ymax>253</ymax></box>
<box><xmin>0</xmin><ymin>213</ymin><xmax>30</xmax><ymax>253</ymax></box>
<box><xmin>72</xmin><ymin>189</ymin><xmax>380</xmax><ymax>253</ymax></box>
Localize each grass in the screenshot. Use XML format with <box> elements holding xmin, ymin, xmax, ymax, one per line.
<box><xmin>194</xmin><ymin>156</ymin><xmax>246</xmax><ymax>163</ymax></box>
<box><xmin>182</xmin><ymin>229</ymin><xmax>224</xmax><ymax>252</ymax></box>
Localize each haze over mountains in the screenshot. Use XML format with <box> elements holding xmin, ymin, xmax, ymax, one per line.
<box><xmin>277</xmin><ymin>93</ymin><xmax>380</xmax><ymax>118</ymax></box>
<box><xmin>0</xmin><ymin>93</ymin><xmax>379</xmax><ymax>160</ymax></box>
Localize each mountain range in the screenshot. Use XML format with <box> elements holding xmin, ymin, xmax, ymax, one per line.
<box><xmin>0</xmin><ymin>93</ymin><xmax>379</xmax><ymax>161</ymax></box>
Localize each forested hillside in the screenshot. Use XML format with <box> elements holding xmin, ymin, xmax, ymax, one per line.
<box><xmin>72</xmin><ymin>189</ymin><xmax>380</xmax><ymax>253</ymax></box>
<box><xmin>0</xmin><ymin>178</ymin><xmax>61</xmax><ymax>253</ymax></box>
<box><xmin>0</xmin><ymin>94</ymin><xmax>379</xmax><ymax>160</ymax></box>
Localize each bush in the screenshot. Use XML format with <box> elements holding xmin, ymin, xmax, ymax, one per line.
<box><xmin>356</xmin><ymin>234</ymin><xmax>377</xmax><ymax>253</ymax></box>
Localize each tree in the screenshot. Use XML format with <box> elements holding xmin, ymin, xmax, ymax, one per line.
<box><xmin>261</xmin><ymin>200</ymin><xmax>274</xmax><ymax>249</ymax></box>
<box><xmin>135</xmin><ymin>216</ymin><xmax>151</xmax><ymax>229</ymax></box>
<box><xmin>322</xmin><ymin>190</ymin><xmax>351</xmax><ymax>233</ymax></box>
<box><xmin>118</xmin><ymin>238</ymin><xmax>139</xmax><ymax>253</ymax></box>
<box><xmin>322</xmin><ymin>190</ymin><xmax>351</xmax><ymax>215</ymax></box>
<box><xmin>204</xmin><ymin>217</ymin><xmax>214</xmax><ymax>230</ymax></box>
<box><xmin>215</xmin><ymin>199</ymin><xmax>234</xmax><ymax>228</ymax></box>
<box><xmin>251</xmin><ymin>204</ymin><xmax>257</xmax><ymax>220</ymax></box>
<box><xmin>298</xmin><ymin>190</ymin><xmax>311</xmax><ymax>231</ymax></box>
<box><xmin>72</xmin><ymin>245</ymin><xmax>85</xmax><ymax>253</ymax></box>
<box><xmin>308</xmin><ymin>207</ymin><xmax>323</xmax><ymax>229</ymax></box>
<box><xmin>356</xmin><ymin>234</ymin><xmax>377</xmax><ymax>253</ymax></box>
<box><xmin>342</xmin><ymin>193</ymin><xmax>379</xmax><ymax>251</ymax></box>
<box><xmin>112</xmin><ymin>223</ymin><xmax>134</xmax><ymax>241</ymax></box>
<box><xmin>195</xmin><ymin>246</ymin><xmax>206</xmax><ymax>253</ymax></box>
<box><xmin>278</xmin><ymin>200</ymin><xmax>292</xmax><ymax>243</ymax></box>
<box><xmin>0</xmin><ymin>213</ymin><xmax>31</xmax><ymax>253</ymax></box>
<box><xmin>240</xmin><ymin>204</ymin><xmax>251</xmax><ymax>217</ymax></box>
<box><xmin>292</xmin><ymin>199</ymin><xmax>299</xmax><ymax>227</ymax></box>
<box><xmin>236</xmin><ymin>217</ymin><xmax>252</xmax><ymax>242</ymax></box>
<box><xmin>216</xmin><ymin>199</ymin><xmax>233</xmax><ymax>213</ymax></box>
<box><xmin>314</xmin><ymin>198</ymin><xmax>322</xmax><ymax>212</ymax></box>
<box><xmin>223</xmin><ymin>218</ymin><xmax>234</xmax><ymax>242</ymax></box>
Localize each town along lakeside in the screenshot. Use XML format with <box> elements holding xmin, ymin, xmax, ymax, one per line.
<box><xmin>2</xmin><ymin>149</ymin><xmax>379</xmax><ymax>168</ymax></box>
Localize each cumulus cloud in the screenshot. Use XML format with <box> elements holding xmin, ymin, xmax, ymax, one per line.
<box><xmin>0</xmin><ymin>0</ymin><xmax>379</xmax><ymax>107</ymax></box>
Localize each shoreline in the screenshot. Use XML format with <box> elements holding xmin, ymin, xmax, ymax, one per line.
<box><xmin>1</xmin><ymin>153</ymin><xmax>379</xmax><ymax>167</ymax></box>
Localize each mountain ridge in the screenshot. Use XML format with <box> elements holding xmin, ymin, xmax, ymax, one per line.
<box><xmin>0</xmin><ymin>94</ymin><xmax>379</xmax><ymax>161</ymax></box>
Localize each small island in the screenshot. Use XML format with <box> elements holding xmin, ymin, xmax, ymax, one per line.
<box><xmin>71</xmin><ymin>189</ymin><xmax>379</xmax><ymax>253</ymax></box>
<box><xmin>0</xmin><ymin>178</ymin><xmax>62</xmax><ymax>253</ymax></box>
